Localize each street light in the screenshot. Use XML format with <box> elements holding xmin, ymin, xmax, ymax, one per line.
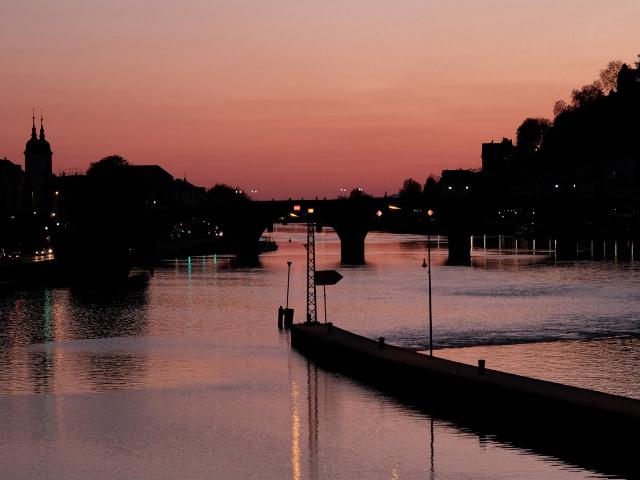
<box><xmin>422</xmin><ymin>208</ymin><xmax>434</xmax><ymax>357</ymax></box>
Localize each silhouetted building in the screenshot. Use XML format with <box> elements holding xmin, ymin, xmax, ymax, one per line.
<box><xmin>481</xmin><ymin>138</ymin><xmax>514</xmax><ymax>174</ymax></box>
<box><xmin>173</xmin><ymin>178</ymin><xmax>207</xmax><ymax>208</ymax></box>
<box><xmin>126</xmin><ymin>165</ymin><xmax>174</xmax><ymax>191</ymax></box>
<box><xmin>24</xmin><ymin>114</ymin><xmax>53</xmax><ymax>192</ymax></box>
<box><xmin>440</xmin><ymin>169</ymin><xmax>479</xmax><ymax>198</ymax></box>
<box><xmin>0</xmin><ymin>157</ymin><xmax>24</xmax><ymax>219</ymax></box>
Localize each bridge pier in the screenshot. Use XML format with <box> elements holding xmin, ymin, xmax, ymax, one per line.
<box><xmin>447</xmin><ymin>232</ymin><xmax>471</xmax><ymax>266</ymax></box>
<box><xmin>214</xmin><ymin>205</ymin><xmax>270</xmax><ymax>267</ymax></box>
<box><xmin>233</xmin><ymin>240</ymin><xmax>261</xmax><ymax>267</ymax></box>
<box><xmin>336</xmin><ymin>229</ymin><xmax>367</xmax><ymax>265</ymax></box>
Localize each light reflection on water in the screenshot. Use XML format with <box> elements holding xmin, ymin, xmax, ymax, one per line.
<box><xmin>0</xmin><ymin>226</ymin><xmax>637</xmax><ymax>479</ymax></box>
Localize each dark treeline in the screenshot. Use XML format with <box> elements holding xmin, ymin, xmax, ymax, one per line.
<box><xmin>388</xmin><ymin>56</ymin><xmax>640</xmax><ymax>242</ymax></box>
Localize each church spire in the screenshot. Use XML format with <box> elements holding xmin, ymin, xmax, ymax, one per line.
<box><xmin>31</xmin><ymin>108</ymin><xmax>37</xmax><ymax>139</ymax></box>
<box><xmin>39</xmin><ymin>109</ymin><xmax>46</xmax><ymax>140</ymax></box>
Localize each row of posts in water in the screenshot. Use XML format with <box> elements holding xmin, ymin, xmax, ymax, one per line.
<box><xmin>468</xmin><ymin>235</ymin><xmax>636</xmax><ymax>261</ymax></box>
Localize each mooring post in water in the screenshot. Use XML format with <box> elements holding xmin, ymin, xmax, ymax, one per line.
<box><xmin>277</xmin><ymin>306</ymin><xmax>284</xmax><ymax>330</ymax></box>
<box><xmin>283</xmin><ymin>260</ymin><xmax>295</xmax><ymax>328</ymax></box>
<box><xmin>378</xmin><ymin>337</ymin><xmax>385</xmax><ymax>349</ymax></box>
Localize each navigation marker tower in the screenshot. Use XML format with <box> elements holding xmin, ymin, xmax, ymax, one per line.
<box><xmin>306</xmin><ymin>209</ymin><xmax>318</xmax><ymax>323</ymax></box>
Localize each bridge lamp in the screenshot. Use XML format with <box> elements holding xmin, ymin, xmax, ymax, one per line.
<box><xmin>293</xmin><ymin>205</ymin><xmax>301</xmax><ymax>212</ymax></box>
<box><xmin>289</xmin><ymin>213</ymin><xmax>299</xmax><ymax>218</ymax></box>
<box><xmin>307</xmin><ymin>208</ymin><xmax>314</xmax><ymax>214</ymax></box>
<box><xmin>388</xmin><ymin>205</ymin><xmax>401</xmax><ymax>210</ymax></box>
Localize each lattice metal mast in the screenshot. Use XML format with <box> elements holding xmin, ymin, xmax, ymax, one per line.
<box><xmin>306</xmin><ymin>213</ymin><xmax>318</xmax><ymax>323</ymax></box>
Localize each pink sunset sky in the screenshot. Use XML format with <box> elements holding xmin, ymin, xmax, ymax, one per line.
<box><xmin>1</xmin><ymin>0</ymin><xmax>638</xmax><ymax>199</ymax></box>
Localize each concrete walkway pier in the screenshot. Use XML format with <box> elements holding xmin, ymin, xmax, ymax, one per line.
<box><xmin>291</xmin><ymin>323</ymin><xmax>640</xmax><ymax>479</ymax></box>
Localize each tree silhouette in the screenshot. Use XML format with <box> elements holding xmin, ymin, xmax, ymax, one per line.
<box><xmin>424</xmin><ymin>176</ymin><xmax>438</xmax><ymax>194</ymax></box>
<box><xmin>207</xmin><ymin>183</ymin><xmax>250</xmax><ymax>203</ymax></box>
<box><xmin>516</xmin><ymin>118</ymin><xmax>551</xmax><ymax>153</ymax></box>
<box><xmin>423</xmin><ymin>175</ymin><xmax>439</xmax><ymax>206</ymax></box>
<box><xmin>399</xmin><ymin>178</ymin><xmax>422</xmax><ymax>197</ymax></box>
<box><xmin>348</xmin><ymin>187</ymin><xmax>370</xmax><ymax>200</ymax></box>
<box><xmin>599</xmin><ymin>60</ymin><xmax>623</xmax><ymax>93</ymax></box>
<box><xmin>553</xmin><ymin>100</ymin><xmax>570</xmax><ymax>118</ymax></box>
<box><xmin>571</xmin><ymin>82</ymin><xmax>604</xmax><ymax>108</ymax></box>
<box><xmin>87</xmin><ymin>155</ymin><xmax>130</xmax><ymax>176</ymax></box>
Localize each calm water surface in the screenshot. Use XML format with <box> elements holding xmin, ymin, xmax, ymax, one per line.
<box><xmin>0</xmin><ymin>226</ymin><xmax>638</xmax><ymax>479</ymax></box>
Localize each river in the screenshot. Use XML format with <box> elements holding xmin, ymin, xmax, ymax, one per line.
<box><xmin>0</xmin><ymin>226</ymin><xmax>638</xmax><ymax>479</ymax></box>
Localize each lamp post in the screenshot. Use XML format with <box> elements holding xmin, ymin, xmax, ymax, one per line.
<box><xmin>422</xmin><ymin>209</ymin><xmax>434</xmax><ymax>357</ymax></box>
<box><xmin>286</xmin><ymin>261</ymin><xmax>292</xmax><ymax>308</ymax></box>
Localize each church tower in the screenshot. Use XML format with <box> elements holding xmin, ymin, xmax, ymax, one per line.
<box><xmin>24</xmin><ymin>112</ymin><xmax>53</xmax><ymax>191</ymax></box>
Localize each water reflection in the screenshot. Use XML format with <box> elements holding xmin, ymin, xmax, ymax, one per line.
<box><xmin>429</xmin><ymin>415</ymin><xmax>435</xmax><ymax>479</ymax></box>
<box><xmin>307</xmin><ymin>361</ymin><xmax>319</xmax><ymax>480</ymax></box>
<box><xmin>27</xmin><ymin>348</ymin><xmax>55</xmax><ymax>394</ymax></box>
<box><xmin>79</xmin><ymin>350</ymin><xmax>147</xmax><ymax>392</ymax></box>
<box><xmin>0</xmin><ymin>290</ymin><xmax>61</xmax><ymax>347</ymax></box>
<box><xmin>291</xmin><ymin>380</ymin><xmax>301</xmax><ymax>480</ymax></box>
<box><xmin>0</xmin><ymin>278</ymin><xmax>150</xmax><ymax>347</ymax></box>
<box><xmin>293</xmin><ymin>347</ymin><xmax>632</xmax><ymax>480</ymax></box>
<box><xmin>0</xmin><ymin>229</ymin><xmax>637</xmax><ymax>479</ymax></box>
<box><xmin>68</xmin><ymin>280</ymin><xmax>149</xmax><ymax>340</ymax></box>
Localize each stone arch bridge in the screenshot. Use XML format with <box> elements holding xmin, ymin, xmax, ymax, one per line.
<box><xmin>209</xmin><ymin>197</ymin><xmax>473</xmax><ymax>266</ymax></box>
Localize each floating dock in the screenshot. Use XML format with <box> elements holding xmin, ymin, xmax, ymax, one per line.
<box><xmin>291</xmin><ymin>322</ymin><xmax>640</xmax><ymax>479</ymax></box>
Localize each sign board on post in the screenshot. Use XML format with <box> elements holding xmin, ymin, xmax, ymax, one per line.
<box><xmin>314</xmin><ymin>270</ymin><xmax>343</xmax><ymax>286</ymax></box>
